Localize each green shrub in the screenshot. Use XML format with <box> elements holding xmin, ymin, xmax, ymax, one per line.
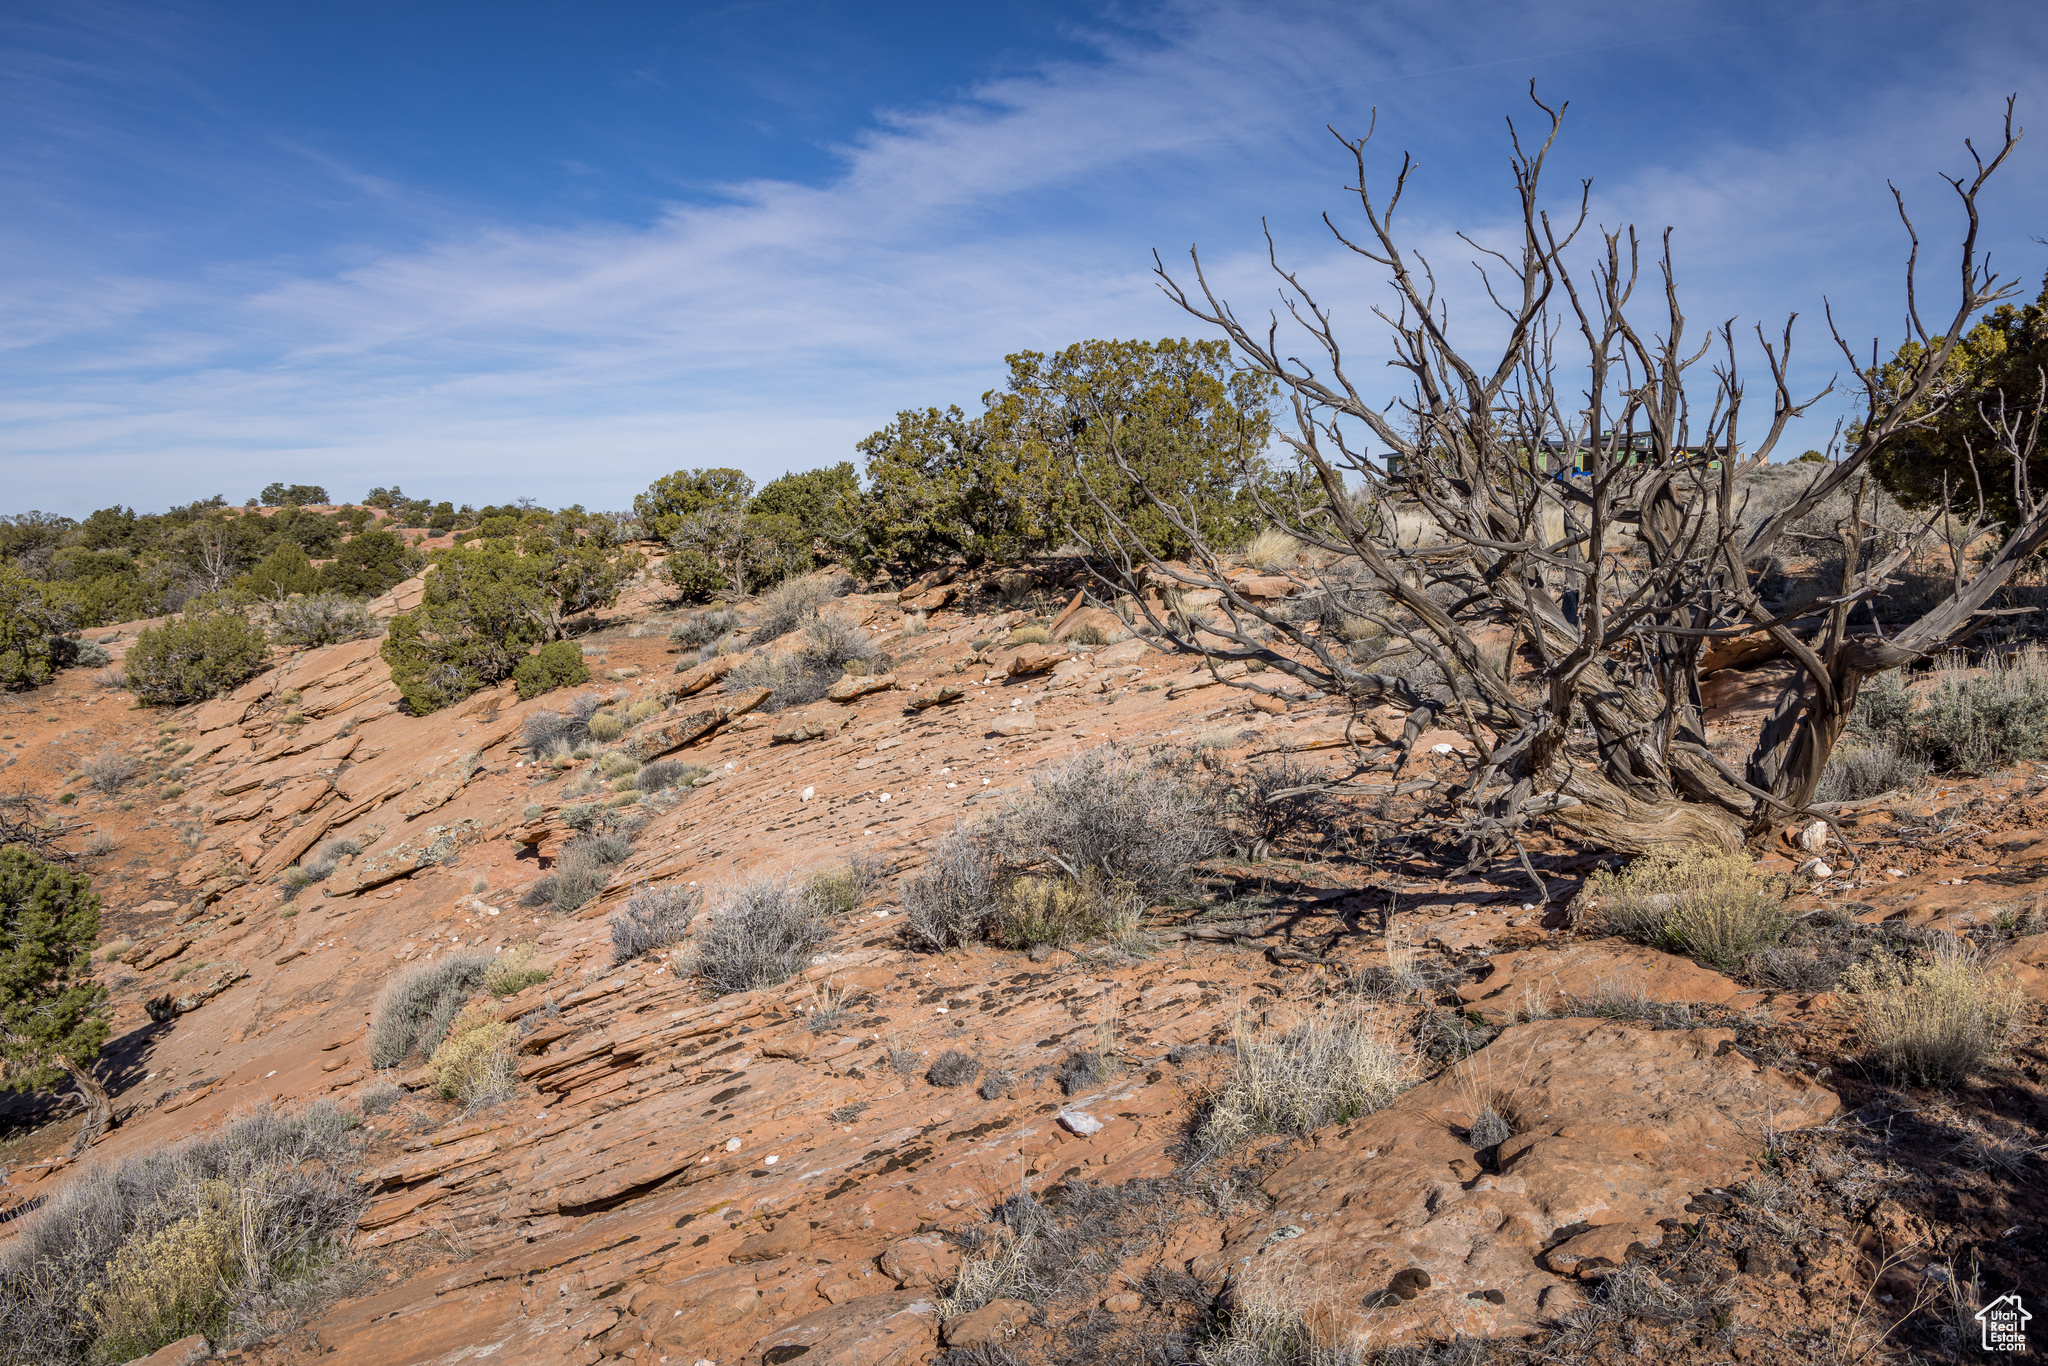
<box><xmin>0</xmin><ymin>563</ymin><xmax>78</xmax><ymax>690</ymax></box>
<box><xmin>0</xmin><ymin>849</ymin><xmax>108</xmax><ymax>1139</ymax></box>
<box><xmin>368</xmin><ymin>951</ymin><xmax>493</xmax><ymax>1068</ymax></box>
<box><xmin>124</xmin><ymin>609</ymin><xmax>268</xmax><ymax>706</ymax></box>
<box><xmin>512</xmin><ymin>639</ymin><xmax>590</xmax><ymax>699</ymax></box>
<box><xmin>429</xmin><ymin>1000</ymin><xmax>515</xmax><ymax>1106</ymax></box>
<box><xmin>484</xmin><ymin>944</ymin><xmax>550</xmax><ymax>996</ymax></box>
<box><xmin>584</xmin><ymin>710</ymin><xmax>625</xmax><ymax>742</ymax></box>
<box><xmin>380</xmin><ymin>548</ymin><xmax>547</xmax><ymax>714</ymax></box>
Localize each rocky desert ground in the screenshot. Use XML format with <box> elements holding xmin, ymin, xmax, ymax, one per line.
<box><xmin>0</xmin><ymin>556</ymin><xmax>2042</xmax><ymax>1366</ymax></box>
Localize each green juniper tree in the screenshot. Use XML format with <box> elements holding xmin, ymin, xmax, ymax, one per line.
<box><xmin>0</xmin><ymin>847</ymin><xmax>110</xmax><ymax>1152</ymax></box>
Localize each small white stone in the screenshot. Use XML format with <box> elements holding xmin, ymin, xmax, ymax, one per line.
<box><xmin>765</xmin><ymin>1155</ymin><xmax>779</xmax><ymax>1165</ymax></box>
<box><xmin>1431</xmin><ymin>743</ymin><xmax>1455</xmax><ymax>755</ymax></box>
<box><xmin>880</xmin><ymin>792</ymin><xmax>892</xmax><ymax>802</ymax></box>
<box><xmin>934</xmin><ymin>1006</ymin><xmax>948</xmax><ymax>1014</ymax></box>
<box><xmin>1058</xmin><ymin>1110</ymin><xmax>1104</xmax><ymax>1136</ymax></box>
<box><xmin>801</xmin><ymin>786</ymin><xmax>815</xmax><ymax>801</ymax></box>
<box><xmin>725</xmin><ymin>1137</ymin><xmax>742</xmax><ymax>1152</ymax></box>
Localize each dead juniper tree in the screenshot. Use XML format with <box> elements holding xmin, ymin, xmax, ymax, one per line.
<box><xmin>1073</xmin><ymin>91</ymin><xmax>2038</xmax><ymax>866</ymax></box>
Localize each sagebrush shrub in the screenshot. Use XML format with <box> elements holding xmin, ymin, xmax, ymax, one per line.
<box><xmin>927</xmin><ymin>1049</ymin><xmax>981</xmax><ymax>1088</ymax></box>
<box><xmin>693</xmin><ymin>873</ymin><xmax>829</xmax><ymax>995</ymax></box>
<box><xmin>1915</xmin><ymin>652</ymin><xmax>2048</xmax><ymax>772</ymax></box>
<box><xmin>79</xmin><ymin>745</ymin><xmax>136</xmax><ymax>796</ymax></box>
<box><xmin>269</xmin><ymin>594</ymin><xmax>380</xmax><ymax>648</ymax></box>
<box><xmin>609</xmin><ymin>885</ymin><xmax>699</xmax><ymax>964</ymax></box>
<box><xmin>902</xmin><ymin>745</ymin><xmax>1223</xmax><ymax>951</ymax></box>
<box><xmin>670</xmin><ymin>607</ymin><xmax>738</xmax><ymax>649</ymax></box>
<box><xmin>124</xmin><ymin>609</ymin><xmax>268</xmax><ymax>706</ymax></box>
<box><xmin>749</xmin><ymin>573</ymin><xmax>847</xmax><ymax>645</ymax></box>
<box><xmin>637</xmin><ymin>760</ymin><xmax>704</xmax><ymax>792</ymax></box>
<box><xmin>368</xmin><ymin>951</ymin><xmax>493</xmax><ymax>1068</ymax></box>
<box><xmin>0</xmin><ymin>1104</ymin><xmax>364</xmax><ymax>1364</ymax></box>
<box><xmin>1815</xmin><ymin>739</ymin><xmax>1928</xmax><ymax>803</ymax></box>
<box><xmin>522</xmin><ymin>831</ymin><xmax>632</xmax><ymax>914</ymax></box>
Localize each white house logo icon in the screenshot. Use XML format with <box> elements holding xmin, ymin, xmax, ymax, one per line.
<box><xmin>1975</xmin><ymin>1293</ymin><xmax>2030</xmax><ymax>1352</ymax></box>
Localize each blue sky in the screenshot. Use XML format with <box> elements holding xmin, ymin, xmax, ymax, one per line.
<box><xmin>3</xmin><ymin>0</ymin><xmax>2045</xmax><ymax>517</ymax></box>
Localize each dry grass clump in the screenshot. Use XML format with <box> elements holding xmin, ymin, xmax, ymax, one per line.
<box><xmin>692</xmin><ymin>872</ymin><xmax>830</xmax><ymax>995</ymax></box>
<box><xmin>1589</xmin><ymin>849</ymin><xmax>1788</xmax><ymax>973</ymax></box>
<box><xmin>1010</xmin><ymin>625</ymin><xmax>1051</xmax><ymax>645</ymax></box>
<box><xmin>0</xmin><ymin>1105</ymin><xmax>365</xmax><ymax>1365</ymax></box>
<box><xmin>368</xmin><ymin>950</ymin><xmax>493</xmax><ymax>1068</ymax></box>
<box><xmin>1242</xmin><ymin>527</ymin><xmax>1303</xmax><ymax>571</ymax></box>
<box><xmin>429</xmin><ymin>1000</ymin><xmax>516</xmax><ymax>1107</ymax></box>
<box><xmin>927</xmin><ymin>1049</ymin><xmax>982</xmax><ymax>1087</ymax></box>
<box><xmin>903</xmin><ymin>745</ymin><xmax>1223</xmax><ymax>952</ymax></box>
<box><xmin>609</xmin><ymin>884</ymin><xmax>699</xmax><ymax>964</ymax></box>
<box><xmin>1194</xmin><ymin>1006</ymin><xmax>1407</xmax><ymax>1160</ymax></box>
<box><xmin>1845</xmin><ymin>935</ymin><xmax>2022</xmax><ymax>1087</ymax></box>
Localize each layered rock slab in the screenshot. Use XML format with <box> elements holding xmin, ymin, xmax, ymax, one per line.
<box><xmin>1198</xmin><ymin>1018</ymin><xmax>1841</xmax><ymax>1342</ymax></box>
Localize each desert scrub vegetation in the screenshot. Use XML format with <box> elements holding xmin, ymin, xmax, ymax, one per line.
<box><xmin>1588</xmin><ymin>849</ymin><xmax>1789</xmax><ymax>973</ymax></box>
<box><xmin>903</xmin><ymin>745</ymin><xmax>1224</xmax><ymax>951</ymax></box>
<box><xmin>801</xmin><ymin>855</ymin><xmax>884</xmax><ymax>916</ymax></box>
<box><xmin>691</xmin><ymin>872</ymin><xmax>830</xmax><ymax>994</ymax></box>
<box><xmin>520</xmin><ymin>691</ymin><xmax>609</xmax><ymax>758</ymax></box>
<box><xmin>0</xmin><ymin>1103</ymin><xmax>367</xmax><ymax>1364</ymax></box>
<box><xmin>268</xmin><ymin>593</ymin><xmax>381</xmax><ymax>648</ymax></box>
<box><xmin>78</xmin><ymin>744</ymin><xmax>136</xmax><ymax>796</ymax></box>
<box><xmin>670</xmin><ymin>606</ymin><xmax>738</xmax><ymax>651</ymax></box>
<box><xmin>512</xmin><ymin>638</ymin><xmax>590</xmax><ymax>699</ymax></box>
<box><xmin>1242</xmin><ymin>526</ymin><xmax>1303</xmax><ymax>570</ymax></box>
<box><xmin>521</xmin><ymin>830</ymin><xmax>632</xmax><ymax>914</ymax></box>
<box><xmin>124</xmin><ymin>607</ymin><xmax>269</xmax><ymax>705</ymax></box>
<box><xmin>1845</xmin><ymin>935</ymin><xmax>2023</xmax><ymax>1087</ymax></box>
<box><xmin>1833</xmin><ymin>650</ymin><xmax>2048</xmax><ymax>780</ymax></box>
<box><xmin>726</xmin><ymin>613</ymin><xmax>876</xmax><ymax>711</ymax></box>
<box><xmin>747</xmin><ymin>571</ymin><xmax>852</xmax><ymax>646</ymax></box>
<box><xmin>609</xmin><ymin>884</ymin><xmax>699</xmax><ymax>964</ymax></box>
<box><xmin>368</xmin><ymin>950</ymin><xmax>494</xmax><ymax>1068</ymax></box>
<box><xmin>1192</xmin><ymin>1005</ymin><xmax>1408</xmax><ymax>1160</ymax></box>
<box><xmin>429</xmin><ymin>1000</ymin><xmax>516</xmax><ymax>1107</ymax></box>
<box><xmin>483</xmin><ymin>944</ymin><xmax>549</xmax><ymax>996</ymax></box>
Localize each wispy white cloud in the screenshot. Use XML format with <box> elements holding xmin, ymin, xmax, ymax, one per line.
<box><xmin>1</xmin><ymin>0</ymin><xmax>2043</xmax><ymax>513</ymax></box>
